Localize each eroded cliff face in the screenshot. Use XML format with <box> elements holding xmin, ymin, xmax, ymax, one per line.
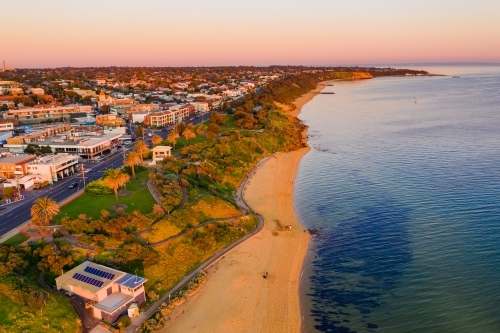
<box><xmin>350</xmin><ymin>71</ymin><xmax>373</xmax><ymax>79</ymax></box>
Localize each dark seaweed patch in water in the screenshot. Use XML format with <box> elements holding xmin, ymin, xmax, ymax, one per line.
<box><xmin>309</xmin><ymin>202</ymin><xmax>412</xmax><ymax>332</ymax></box>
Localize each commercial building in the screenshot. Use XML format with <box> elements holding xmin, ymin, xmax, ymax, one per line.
<box><xmin>2</xmin><ymin>105</ymin><xmax>92</xmax><ymax>124</ymax></box>
<box><xmin>0</xmin><ymin>153</ymin><xmax>37</xmax><ymax>179</ymax></box>
<box><xmin>26</xmin><ymin>153</ymin><xmax>80</xmax><ymax>183</ymax></box>
<box><xmin>56</xmin><ymin>261</ymin><xmax>147</xmax><ymax>323</ymax></box>
<box><xmin>5</xmin><ymin>131</ymin><xmax>121</xmax><ymax>158</ymax></box>
<box><xmin>143</xmin><ymin>104</ymin><xmax>193</xmax><ymax>127</ymax></box>
<box><xmin>95</xmin><ymin>114</ymin><xmax>125</xmax><ymax>127</ymax></box>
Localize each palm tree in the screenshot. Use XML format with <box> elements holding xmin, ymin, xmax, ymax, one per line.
<box><xmin>31</xmin><ymin>197</ymin><xmax>60</xmax><ymax>233</ymax></box>
<box><xmin>182</xmin><ymin>128</ymin><xmax>196</xmax><ymax>143</ymax></box>
<box><xmin>167</xmin><ymin>131</ymin><xmax>180</xmax><ymax>150</ymax></box>
<box><xmin>151</xmin><ymin>134</ymin><xmax>163</xmax><ymax>146</ymax></box>
<box><xmin>196</xmin><ymin>124</ymin><xmax>207</xmax><ymax>137</ymax></box>
<box><xmin>134</xmin><ymin>140</ymin><xmax>149</xmax><ymax>166</ymax></box>
<box><xmin>124</xmin><ymin>151</ymin><xmax>141</xmax><ymax>178</ymax></box>
<box><xmin>103</xmin><ymin>169</ymin><xmax>130</xmax><ymax>205</ymax></box>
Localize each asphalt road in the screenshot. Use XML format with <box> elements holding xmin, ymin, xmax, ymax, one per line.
<box><xmin>0</xmin><ymin>112</ymin><xmax>211</xmax><ymax>237</ymax></box>
<box><xmin>0</xmin><ymin>149</ymin><xmax>128</xmax><ymax>237</ymax></box>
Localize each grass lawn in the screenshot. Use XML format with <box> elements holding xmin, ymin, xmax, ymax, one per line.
<box><xmin>174</xmin><ymin>135</ymin><xmax>208</xmax><ymax>149</ymax></box>
<box><xmin>2</xmin><ymin>233</ymin><xmax>28</xmax><ymax>246</ymax></box>
<box><xmin>0</xmin><ymin>283</ymin><xmax>79</xmax><ymax>333</ymax></box>
<box><xmin>57</xmin><ymin>170</ymin><xmax>156</xmax><ymax>221</ymax></box>
<box><xmin>220</xmin><ymin>114</ymin><xmax>237</xmax><ymax>129</ymax></box>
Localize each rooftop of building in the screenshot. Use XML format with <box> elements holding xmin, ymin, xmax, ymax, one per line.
<box><xmin>56</xmin><ymin>261</ymin><xmax>125</xmax><ymax>294</ymax></box>
<box><xmin>27</xmin><ymin>153</ymin><xmax>79</xmax><ymax>166</ymax></box>
<box><xmin>94</xmin><ymin>292</ymin><xmax>133</xmax><ymax>314</ymax></box>
<box><xmin>0</xmin><ymin>153</ymin><xmax>36</xmax><ymax>164</ymax></box>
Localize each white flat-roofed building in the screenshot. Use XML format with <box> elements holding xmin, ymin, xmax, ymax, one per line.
<box><xmin>4</xmin><ymin>133</ymin><xmax>121</xmax><ymax>158</ymax></box>
<box><xmin>56</xmin><ymin>261</ymin><xmax>147</xmax><ymax>323</ymax></box>
<box><xmin>150</xmin><ymin>145</ymin><xmax>172</xmax><ymax>165</ymax></box>
<box><xmin>26</xmin><ymin>153</ymin><xmax>80</xmax><ymax>183</ymax></box>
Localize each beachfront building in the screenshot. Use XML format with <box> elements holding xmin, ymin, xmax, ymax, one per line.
<box><xmin>56</xmin><ymin>261</ymin><xmax>147</xmax><ymax>322</ymax></box>
<box><xmin>150</xmin><ymin>145</ymin><xmax>172</xmax><ymax>165</ymax></box>
<box><xmin>26</xmin><ymin>153</ymin><xmax>80</xmax><ymax>183</ymax></box>
<box><xmin>0</xmin><ymin>153</ymin><xmax>37</xmax><ymax>179</ymax></box>
<box><xmin>2</xmin><ymin>105</ymin><xmax>92</xmax><ymax>124</ymax></box>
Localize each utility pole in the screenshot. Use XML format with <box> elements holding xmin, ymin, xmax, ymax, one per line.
<box><xmin>81</xmin><ymin>163</ymin><xmax>86</xmax><ymax>189</ymax></box>
<box><xmin>14</xmin><ymin>174</ymin><xmax>21</xmax><ymax>200</ymax></box>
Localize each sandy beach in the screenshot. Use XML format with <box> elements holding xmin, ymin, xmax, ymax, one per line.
<box><xmin>161</xmin><ymin>84</ymin><xmax>323</xmax><ymax>333</ymax></box>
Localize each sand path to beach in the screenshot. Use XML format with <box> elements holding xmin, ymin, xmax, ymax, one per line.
<box><xmin>161</xmin><ymin>148</ymin><xmax>310</xmax><ymax>333</ymax></box>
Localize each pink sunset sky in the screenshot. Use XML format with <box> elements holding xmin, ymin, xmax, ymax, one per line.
<box><xmin>2</xmin><ymin>0</ymin><xmax>499</xmax><ymax>67</ymax></box>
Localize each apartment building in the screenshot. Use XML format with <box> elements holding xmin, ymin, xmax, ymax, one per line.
<box><xmin>56</xmin><ymin>261</ymin><xmax>147</xmax><ymax>322</ymax></box>
<box><xmin>143</xmin><ymin>104</ymin><xmax>192</xmax><ymax>127</ymax></box>
<box><xmin>0</xmin><ymin>81</ymin><xmax>20</xmax><ymax>94</ymax></box>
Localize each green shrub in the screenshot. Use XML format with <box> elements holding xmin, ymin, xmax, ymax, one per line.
<box><xmin>85</xmin><ymin>180</ymin><xmax>113</xmax><ymax>195</ymax></box>
<box><xmin>116</xmin><ymin>315</ymin><xmax>131</xmax><ymax>331</ymax></box>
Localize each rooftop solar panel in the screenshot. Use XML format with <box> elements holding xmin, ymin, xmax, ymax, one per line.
<box><xmin>83</xmin><ymin>265</ymin><xmax>116</xmax><ymax>280</ymax></box>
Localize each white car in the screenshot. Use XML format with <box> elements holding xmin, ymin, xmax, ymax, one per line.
<box><xmin>84</xmin><ymin>168</ymin><xmax>92</xmax><ymax>173</ymax></box>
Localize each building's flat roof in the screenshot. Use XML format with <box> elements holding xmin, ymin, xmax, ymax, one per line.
<box><xmin>0</xmin><ymin>154</ymin><xmax>35</xmax><ymax>164</ymax></box>
<box><xmin>27</xmin><ymin>154</ymin><xmax>79</xmax><ymax>166</ymax></box>
<box><xmin>56</xmin><ymin>261</ymin><xmax>125</xmax><ymax>294</ymax></box>
<box><xmin>42</xmin><ymin>134</ymin><xmax>121</xmax><ymax>147</ymax></box>
<box><xmin>152</xmin><ymin>145</ymin><xmax>171</xmax><ymax>151</ymax></box>
<box><xmin>94</xmin><ymin>292</ymin><xmax>133</xmax><ymax>314</ymax></box>
<box><xmin>6</xmin><ymin>133</ymin><xmax>122</xmax><ymax>148</ymax></box>
<box><xmin>115</xmin><ymin>273</ymin><xmax>147</xmax><ymax>289</ymax></box>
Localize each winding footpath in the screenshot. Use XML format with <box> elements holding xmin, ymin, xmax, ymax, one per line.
<box><xmin>126</xmin><ymin>156</ymin><xmax>271</xmax><ymax>332</ymax></box>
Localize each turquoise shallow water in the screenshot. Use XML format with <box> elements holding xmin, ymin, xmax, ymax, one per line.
<box><xmin>295</xmin><ymin>66</ymin><xmax>500</xmax><ymax>333</ymax></box>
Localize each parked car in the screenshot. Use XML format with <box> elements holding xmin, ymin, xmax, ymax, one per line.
<box><xmin>68</xmin><ymin>181</ymin><xmax>79</xmax><ymax>189</ymax></box>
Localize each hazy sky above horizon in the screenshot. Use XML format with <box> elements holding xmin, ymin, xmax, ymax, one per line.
<box><xmin>2</xmin><ymin>0</ymin><xmax>500</xmax><ymax>67</ymax></box>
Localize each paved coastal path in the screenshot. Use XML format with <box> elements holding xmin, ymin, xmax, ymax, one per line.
<box><xmin>126</xmin><ymin>156</ymin><xmax>271</xmax><ymax>332</ymax></box>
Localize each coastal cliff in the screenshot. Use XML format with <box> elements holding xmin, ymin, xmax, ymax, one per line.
<box><xmin>326</xmin><ymin>71</ymin><xmax>373</xmax><ymax>80</ymax></box>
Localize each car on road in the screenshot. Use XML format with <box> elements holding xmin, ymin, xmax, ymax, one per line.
<box><xmin>68</xmin><ymin>181</ymin><xmax>80</xmax><ymax>189</ymax></box>
<box><xmin>84</xmin><ymin>168</ymin><xmax>92</xmax><ymax>173</ymax></box>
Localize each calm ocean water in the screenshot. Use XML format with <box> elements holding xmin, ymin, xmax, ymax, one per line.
<box><xmin>295</xmin><ymin>66</ymin><xmax>500</xmax><ymax>333</ymax></box>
